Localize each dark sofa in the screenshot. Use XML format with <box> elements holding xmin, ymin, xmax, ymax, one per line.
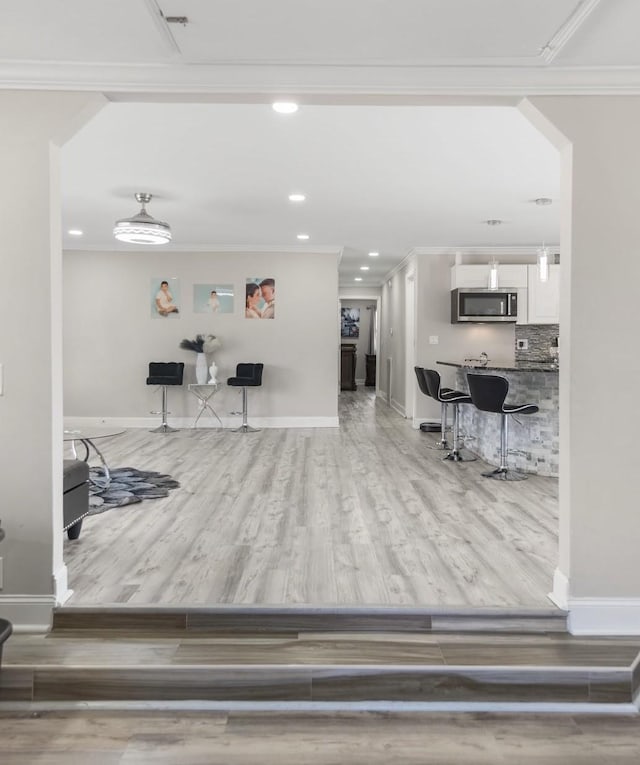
<box><xmin>63</xmin><ymin>459</ymin><xmax>89</xmax><ymax>540</ymax></box>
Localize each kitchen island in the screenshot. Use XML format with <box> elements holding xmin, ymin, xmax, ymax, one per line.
<box><xmin>437</xmin><ymin>360</ymin><xmax>559</xmax><ymax>477</ymax></box>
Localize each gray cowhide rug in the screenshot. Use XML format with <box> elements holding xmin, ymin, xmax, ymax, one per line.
<box><xmin>89</xmin><ymin>467</ymin><xmax>180</xmax><ymax>514</ymax></box>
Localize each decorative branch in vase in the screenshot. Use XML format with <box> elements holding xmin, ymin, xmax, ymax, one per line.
<box><xmin>179</xmin><ymin>334</ymin><xmax>222</xmax><ymax>384</ymax></box>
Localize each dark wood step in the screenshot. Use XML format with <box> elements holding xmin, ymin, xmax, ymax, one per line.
<box><xmin>51</xmin><ymin>606</ymin><xmax>568</xmax><ymax>635</ymax></box>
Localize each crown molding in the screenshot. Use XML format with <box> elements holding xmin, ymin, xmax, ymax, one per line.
<box><xmin>63</xmin><ymin>244</ymin><xmax>343</xmax><ymax>255</ymax></box>
<box><xmin>409</xmin><ymin>245</ymin><xmax>560</xmax><ymax>257</ymax></box>
<box><xmin>3</xmin><ymin>61</ymin><xmax>640</xmax><ymax>97</ymax></box>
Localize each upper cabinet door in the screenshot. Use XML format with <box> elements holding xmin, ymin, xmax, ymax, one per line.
<box><xmin>451</xmin><ymin>264</ymin><xmax>527</xmax><ymax>289</ymax></box>
<box><xmin>527</xmin><ymin>264</ymin><xmax>560</xmax><ymax>324</ymax></box>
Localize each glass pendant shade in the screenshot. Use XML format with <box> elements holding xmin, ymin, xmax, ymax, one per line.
<box><xmin>114</xmin><ymin>193</ymin><xmax>171</xmax><ymax>245</ymax></box>
<box><xmin>537</xmin><ymin>245</ymin><xmax>549</xmax><ymax>282</ymax></box>
<box><xmin>488</xmin><ymin>258</ymin><xmax>499</xmax><ymax>291</ymax></box>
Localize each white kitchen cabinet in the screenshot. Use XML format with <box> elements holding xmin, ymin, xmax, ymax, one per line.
<box><xmin>450</xmin><ymin>264</ymin><xmax>527</xmax><ymax>290</ymax></box>
<box><xmin>527</xmin><ymin>264</ymin><xmax>560</xmax><ymax>324</ymax></box>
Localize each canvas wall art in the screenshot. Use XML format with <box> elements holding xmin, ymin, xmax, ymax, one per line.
<box><xmin>245</xmin><ymin>277</ymin><xmax>275</xmax><ymax>319</ymax></box>
<box><xmin>193</xmin><ymin>283</ymin><xmax>234</xmax><ymax>313</ymax></box>
<box><xmin>341</xmin><ymin>307</ymin><xmax>360</xmax><ymax>337</ymax></box>
<box><xmin>151</xmin><ymin>277</ymin><xmax>180</xmax><ymax>318</ymax></box>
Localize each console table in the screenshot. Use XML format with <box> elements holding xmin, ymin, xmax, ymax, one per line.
<box><xmin>188</xmin><ymin>383</ymin><xmax>223</xmax><ymax>428</ymax></box>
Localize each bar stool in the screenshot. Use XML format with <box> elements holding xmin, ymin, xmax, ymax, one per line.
<box><xmin>466</xmin><ymin>373</ymin><xmax>539</xmax><ymax>481</ymax></box>
<box><xmin>423</xmin><ymin>369</ymin><xmax>476</xmax><ymax>462</ymax></box>
<box><xmin>146</xmin><ymin>362</ymin><xmax>185</xmax><ymax>433</ymax></box>
<box><xmin>414</xmin><ymin>366</ymin><xmax>450</xmax><ymax>449</ymax></box>
<box><xmin>227</xmin><ymin>363</ymin><xmax>264</xmax><ymax>433</ymax></box>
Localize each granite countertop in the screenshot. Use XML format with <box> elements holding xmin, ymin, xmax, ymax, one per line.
<box><xmin>437</xmin><ymin>359</ymin><xmax>559</xmax><ymax>373</ymax></box>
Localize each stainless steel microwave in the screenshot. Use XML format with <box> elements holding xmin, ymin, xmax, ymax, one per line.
<box><xmin>451</xmin><ymin>288</ymin><xmax>518</xmax><ymax>323</ymax></box>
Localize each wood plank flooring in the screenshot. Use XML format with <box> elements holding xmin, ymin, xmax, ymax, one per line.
<box><xmin>64</xmin><ymin>390</ymin><xmax>558</xmax><ymax>607</ymax></box>
<box><xmin>1</xmin><ymin>711</ymin><xmax>640</xmax><ymax>764</ymax></box>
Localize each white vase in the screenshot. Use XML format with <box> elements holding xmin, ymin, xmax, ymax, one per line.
<box><xmin>195</xmin><ymin>353</ymin><xmax>208</xmax><ymax>384</ymax></box>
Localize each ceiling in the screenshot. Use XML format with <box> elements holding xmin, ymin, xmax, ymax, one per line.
<box><xmin>61</xmin><ymin>102</ymin><xmax>560</xmax><ymax>285</ymax></box>
<box><xmin>4</xmin><ymin>1</ymin><xmax>640</xmax><ymax>285</ymax></box>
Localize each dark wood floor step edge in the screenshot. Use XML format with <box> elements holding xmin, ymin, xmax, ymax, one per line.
<box><xmin>51</xmin><ymin>606</ymin><xmax>568</xmax><ymax>634</ymax></box>
<box><xmin>0</xmin><ymin>664</ymin><xmax>631</xmax><ymax>704</ymax></box>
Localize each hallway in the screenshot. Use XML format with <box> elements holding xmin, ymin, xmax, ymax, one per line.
<box><xmin>64</xmin><ymin>389</ymin><xmax>558</xmax><ymax>607</ymax></box>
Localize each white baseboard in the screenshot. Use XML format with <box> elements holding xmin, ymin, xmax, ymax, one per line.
<box><xmin>0</xmin><ymin>594</ymin><xmax>54</xmax><ymax>632</ymax></box>
<box><xmin>390</xmin><ymin>398</ymin><xmax>406</xmax><ymax>418</ymax></box>
<box><xmin>548</xmin><ymin>568</ymin><xmax>569</xmax><ymax>610</ymax></box>
<box><xmin>65</xmin><ymin>416</ymin><xmax>339</xmax><ymax>430</ymax></box>
<box><xmin>53</xmin><ymin>564</ymin><xmax>72</xmax><ymax>606</ymax></box>
<box><xmin>568</xmin><ymin>598</ymin><xmax>640</xmax><ymax>635</ymax></box>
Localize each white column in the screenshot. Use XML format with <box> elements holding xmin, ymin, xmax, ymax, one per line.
<box><xmin>522</xmin><ymin>96</ymin><xmax>640</xmax><ymax>634</ymax></box>
<box><xmin>0</xmin><ymin>90</ymin><xmax>106</xmax><ymax>629</ymax></box>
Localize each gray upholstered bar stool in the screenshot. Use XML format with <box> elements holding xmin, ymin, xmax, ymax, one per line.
<box><xmin>423</xmin><ymin>369</ymin><xmax>476</xmax><ymax>462</ymax></box>
<box><xmin>466</xmin><ymin>373</ymin><xmax>539</xmax><ymax>481</ymax></box>
<box><xmin>414</xmin><ymin>366</ymin><xmax>449</xmax><ymax>449</ymax></box>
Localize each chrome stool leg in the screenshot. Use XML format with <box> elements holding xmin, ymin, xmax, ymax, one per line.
<box><xmin>150</xmin><ymin>385</ymin><xmax>179</xmax><ymax>433</ymax></box>
<box><xmin>231</xmin><ymin>387</ymin><xmax>260</xmax><ymax>433</ymax></box>
<box><xmin>482</xmin><ymin>413</ymin><xmax>527</xmax><ymax>480</ymax></box>
<box><xmin>443</xmin><ymin>404</ymin><xmax>476</xmax><ymax>462</ymax></box>
<box><xmin>427</xmin><ymin>402</ymin><xmax>450</xmax><ymax>450</ymax></box>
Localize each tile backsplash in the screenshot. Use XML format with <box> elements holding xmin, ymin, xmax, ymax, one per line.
<box><xmin>515</xmin><ymin>324</ymin><xmax>559</xmax><ymax>362</ymax></box>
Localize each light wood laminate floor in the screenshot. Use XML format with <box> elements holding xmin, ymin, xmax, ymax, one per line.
<box><xmin>2</xmin><ymin>711</ymin><xmax>640</xmax><ymax>764</ymax></box>
<box><xmin>64</xmin><ymin>390</ymin><xmax>558</xmax><ymax>607</ymax></box>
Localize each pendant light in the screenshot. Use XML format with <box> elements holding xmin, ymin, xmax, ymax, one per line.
<box><xmin>488</xmin><ymin>257</ymin><xmax>499</xmax><ymax>291</ymax></box>
<box><xmin>537</xmin><ymin>243</ymin><xmax>549</xmax><ymax>283</ymax></box>
<box><xmin>485</xmin><ymin>219</ymin><xmax>502</xmax><ymax>291</ymax></box>
<box><xmin>113</xmin><ymin>193</ymin><xmax>172</xmax><ymax>245</ymax></box>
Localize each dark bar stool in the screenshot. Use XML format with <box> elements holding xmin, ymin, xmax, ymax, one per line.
<box><xmin>227</xmin><ymin>363</ymin><xmax>264</xmax><ymax>433</ymax></box>
<box><xmin>146</xmin><ymin>362</ymin><xmax>185</xmax><ymax>433</ymax></box>
<box><xmin>414</xmin><ymin>366</ymin><xmax>449</xmax><ymax>449</ymax></box>
<box><xmin>466</xmin><ymin>373</ymin><xmax>539</xmax><ymax>481</ymax></box>
<box><xmin>423</xmin><ymin>369</ymin><xmax>476</xmax><ymax>462</ymax></box>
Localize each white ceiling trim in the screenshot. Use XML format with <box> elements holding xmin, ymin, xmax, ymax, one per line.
<box><xmin>541</xmin><ymin>0</ymin><xmax>602</xmax><ymax>63</ymax></box>
<box><xmin>409</xmin><ymin>246</ymin><xmax>559</xmax><ymax>257</ymax></box>
<box><xmin>64</xmin><ymin>244</ymin><xmax>344</xmax><ymax>255</ymax></box>
<box><xmin>4</xmin><ymin>61</ymin><xmax>640</xmax><ymax>96</ymax></box>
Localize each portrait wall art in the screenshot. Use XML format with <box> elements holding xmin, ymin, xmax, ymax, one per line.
<box><xmin>193</xmin><ymin>283</ymin><xmax>234</xmax><ymax>314</ymax></box>
<box><xmin>151</xmin><ymin>277</ymin><xmax>180</xmax><ymax>319</ymax></box>
<box><xmin>245</xmin><ymin>277</ymin><xmax>276</xmax><ymax>319</ymax></box>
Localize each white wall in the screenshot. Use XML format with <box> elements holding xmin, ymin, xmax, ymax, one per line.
<box><xmin>411</xmin><ymin>250</ymin><xmax>523</xmax><ymax>424</ymax></box>
<box><xmin>0</xmin><ymin>91</ymin><xmax>105</xmax><ymax>628</ymax></box>
<box><xmin>63</xmin><ymin>249</ymin><xmax>339</xmax><ymax>424</ymax></box>
<box><xmin>379</xmin><ymin>263</ymin><xmax>409</xmax><ymax>413</ymax></box>
<box><xmin>524</xmin><ymin>96</ymin><xmax>640</xmax><ymax>631</ymax></box>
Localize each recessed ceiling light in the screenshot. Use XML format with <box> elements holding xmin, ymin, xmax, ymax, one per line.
<box><xmin>288</xmin><ymin>193</ymin><xmax>306</xmax><ymax>202</ymax></box>
<box><xmin>272</xmin><ymin>101</ymin><xmax>298</xmax><ymax>114</ymax></box>
<box><xmin>485</xmin><ymin>219</ymin><xmax>502</xmax><ymax>226</ymax></box>
<box><xmin>354</xmin><ymin>277</ymin><xmax>363</xmax><ymax>282</ymax></box>
<box><xmin>534</xmin><ymin>197</ymin><xmax>553</xmax><ymax>206</ymax></box>
<box><xmin>68</xmin><ymin>229</ymin><xmax>83</xmax><ymax>236</ymax></box>
<box><xmin>360</xmin><ymin>266</ymin><xmax>370</xmax><ymax>271</ymax></box>
<box><xmin>368</xmin><ymin>251</ymin><xmax>379</xmax><ymax>257</ymax></box>
<box><xmin>297</xmin><ymin>234</ymin><xmax>310</xmax><ymax>240</ymax></box>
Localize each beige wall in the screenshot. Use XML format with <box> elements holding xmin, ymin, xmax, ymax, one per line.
<box><xmin>526</xmin><ymin>97</ymin><xmax>640</xmax><ymax>612</ymax></box>
<box><xmin>63</xmin><ymin>249</ymin><xmax>339</xmax><ymax>423</ymax></box>
<box><xmin>0</xmin><ymin>91</ymin><xmax>105</xmax><ymax>626</ymax></box>
<box><xmin>412</xmin><ymin>251</ymin><xmax>520</xmax><ymax>424</ymax></box>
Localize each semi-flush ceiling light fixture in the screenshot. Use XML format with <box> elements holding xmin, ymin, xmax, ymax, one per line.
<box><xmin>113</xmin><ymin>193</ymin><xmax>171</xmax><ymax>245</ymax></box>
